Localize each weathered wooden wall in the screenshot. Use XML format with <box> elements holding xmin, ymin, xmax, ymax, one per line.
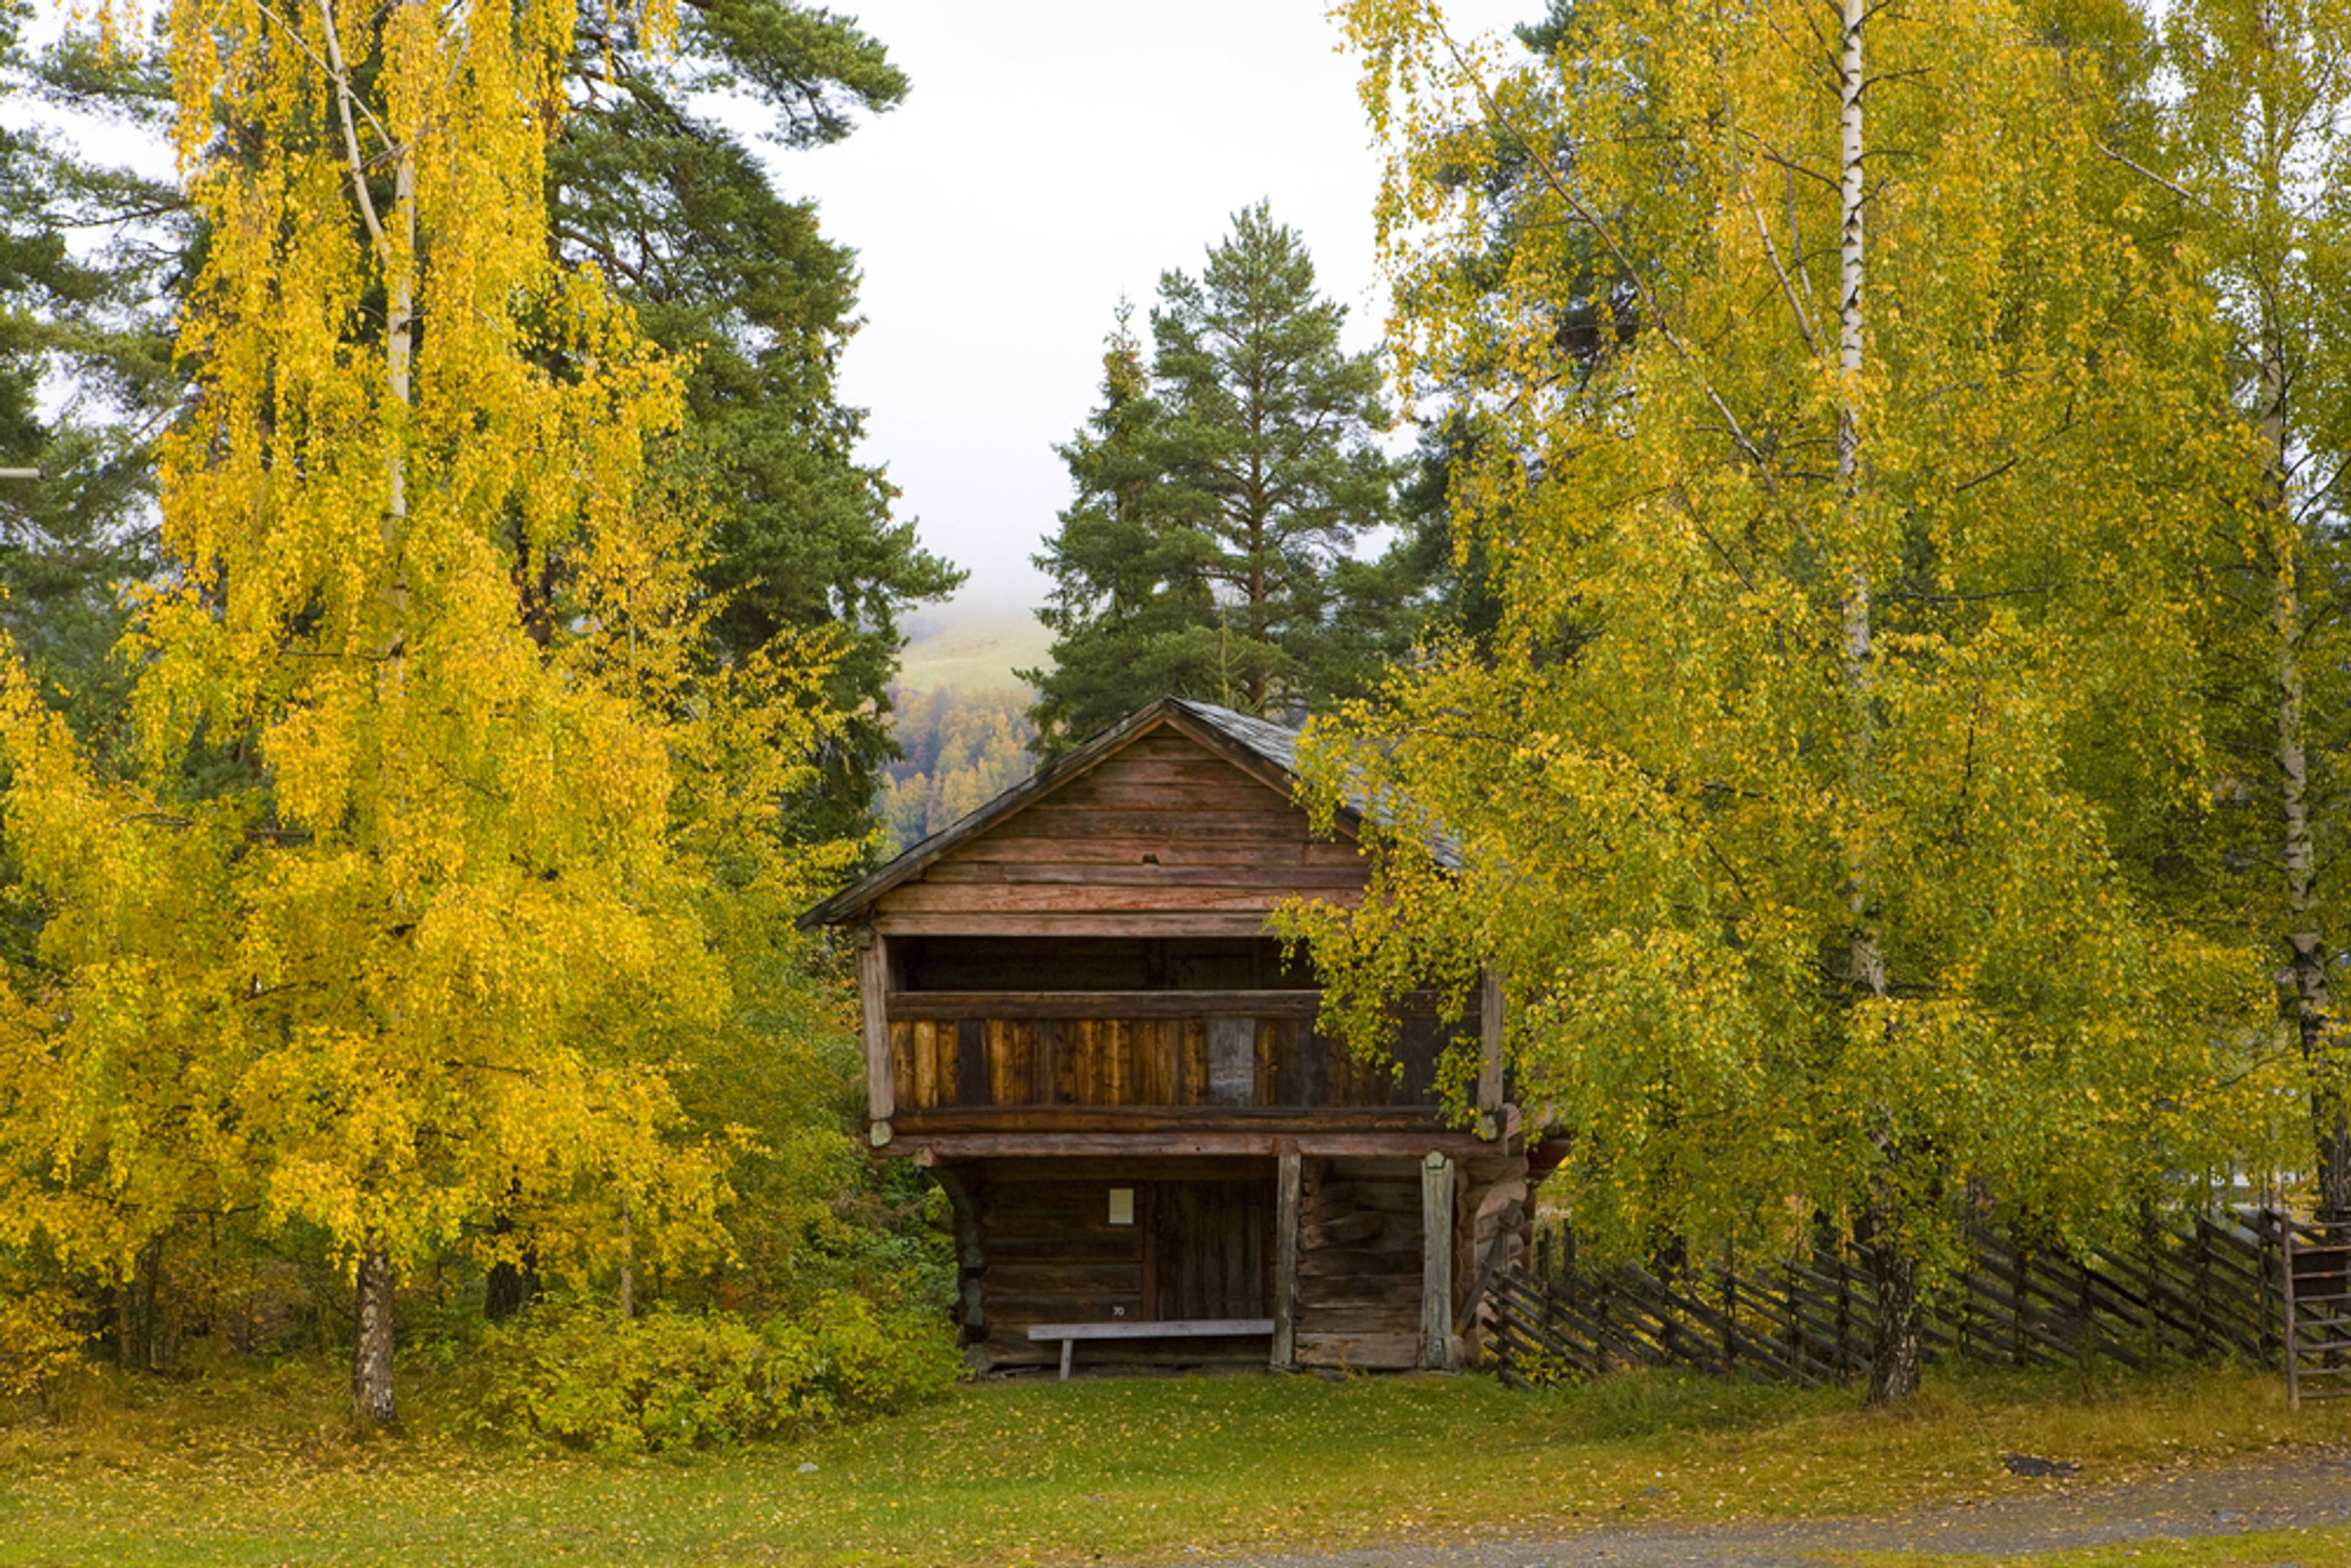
<box><xmin>888</xmin><ymin>1016</ymin><xmax>1449</xmax><ymax>1112</ymax></box>
<box><xmin>1295</xmin><ymin>1158</ymin><xmax>1425</xmax><ymax>1370</ymax></box>
<box><xmin>951</xmin><ymin>1152</ymin><xmax>1530</xmax><ymax>1375</ymax></box>
<box><xmin>871</xmin><ymin>732</ymin><xmax>1368</xmax><ymax>934</ymax></box>
<box><xmin>831</xmin><ymin>712</ymin><xmax>1532</xmax><ymax>1377</ymax></box>
<box><xmin>961</xmin><ymin>1158</ymin><xmax>1278</xmax><ymax>1371</ymax></box>
<box><xmin>900</xmin><ymin>936</ymin><xmax>1308</xmax><ymax>992</ymax></box>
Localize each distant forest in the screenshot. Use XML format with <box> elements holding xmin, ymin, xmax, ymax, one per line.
<box><xmin>880</xmin><ymin>688</ymin><xmax>1037</xmax><ymax>851</ymax></box>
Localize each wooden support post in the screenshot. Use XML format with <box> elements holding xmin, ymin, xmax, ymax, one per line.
<box><xmin>1834</xmin><ymin>1248</ymin><xmax>1852</xmax><ymax>1370</ymax></box>
<box><xmin>929</xmin><ymin>1167</ymin><xmax>987</xmax><ymax>1357</ymax></box>
<box><xmin>1273</xmin><ymin>1150</ymin><xmax>1301</xmax><ymax>1369</ymax></box>
<box><xmin>2284</xmin><ymin>1219</ymin><xmax>2301</xmax><ymax>1410</ymax></box>
<box><xmin>856</xmin><ymin>928</ymin><xmax>894</xmax><ymax>1127</ymax></box>
<box><xmin>1721</xmin><ymin>1234</ymin><xmax>1738</xmax><ymax>1372</ymax></box>
<box><xmin>2258</xmin><ymin>1207</ymin><xmax>2282</xmax><ymax>1366</ymax></box>
<box><xmin>2011</xmin><ymin>1244</ymin><xmax>2030</xmax><ymax>1368</ymax></box>
<box><xmin>1476</xmin><ymin>970</ymin><xmax>1505</xmax><ymax>1138</ymax></box>
<box><xmin>1422</xmin><ymin>1150</ymin><xmax>1456</xmax><ymax>1368</ymax></box>
<box><xmin>2194</xmin><ymin>1215</ymin><xmax>2215</xmax><ymax>1357</ymax></box>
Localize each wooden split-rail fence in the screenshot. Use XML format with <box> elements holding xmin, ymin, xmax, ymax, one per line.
<box><xmin>1483</xmin><ymin>1207</ymin><xmax>2351</xmax><ymax>1404</ymax></box>
<box><xmin>2284</xmin><ymin>1215</ymin><xmax>2351</xmax><ymax>1407</ymax></box>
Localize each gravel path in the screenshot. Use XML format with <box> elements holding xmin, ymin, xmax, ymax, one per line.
<box><xmin>1158</xmin><ymin>1449</ymin><xmax>2351</xmax><ymax>1567</ymax></box>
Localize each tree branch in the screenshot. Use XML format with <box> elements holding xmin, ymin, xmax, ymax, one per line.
<box><xmin>313</xmin><ymin>0</ymin><xmax>390</xmax><ymax>254</ymax></box>
<box><xmin>1433</xmin><ymin>30</ymin><xmax>1780</xmax><ymax>485</ymax></box>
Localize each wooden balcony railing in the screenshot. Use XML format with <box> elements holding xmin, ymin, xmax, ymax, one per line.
<box><xmin>882</xmin><ymin>989</ymin><xmax>1454</xmax><ymax>1114</ymax></box>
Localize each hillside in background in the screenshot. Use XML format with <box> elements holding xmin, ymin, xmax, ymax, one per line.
<box><xmin>880</xmin><ymin>686</ymin><xmax>1037</xmax><ymax>850</ymax></box>
<box><xmin>894</xmin><ymin>612</ymin><xmax>1056</xmax><ymax>694</ymax></box>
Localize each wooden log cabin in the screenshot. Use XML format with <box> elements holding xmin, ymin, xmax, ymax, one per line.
<box><xmin>800</xmin><ymin>697</ymin><xmax>1532</xmax><ymax>1375</ymax></box>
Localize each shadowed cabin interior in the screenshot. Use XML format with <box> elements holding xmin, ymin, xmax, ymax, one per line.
<box><xmin>800</xmin><ymin>697</ymin><xmax>1536</xmax><ymax>1374</ymax></box>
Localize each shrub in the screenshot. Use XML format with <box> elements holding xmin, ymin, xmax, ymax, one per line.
<box><xmin>473</xmin><ymin>1292</ymin><xmax>960</xmax><ymax>1453</ymax></box>
<box><xmin>0</xmin><ymin>1288</ymin><xmax>82</xmax><ymax>1402</ymax></box>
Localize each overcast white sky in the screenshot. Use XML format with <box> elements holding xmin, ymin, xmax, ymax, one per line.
<box><xmin>786</xmin><ymin>0</ymin><xmax>1534</xmax><ymax>629</ymax></box>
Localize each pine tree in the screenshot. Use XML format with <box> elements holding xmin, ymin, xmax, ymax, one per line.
<box><xmin>549</xmin><ymin>0</ymin><xmax>963</xmax><ymax>838</ymax></box>
<box><xmin>1024</xmin><ymin>208</ymin><xmax>1408</xmax><ymax>750</ymax></box>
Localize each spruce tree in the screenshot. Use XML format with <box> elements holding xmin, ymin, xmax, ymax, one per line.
<box><xmin>0</xmin><ymin>8</ymin><xmax>183</xmax><ymax>738</ymax></box>
<box><xmin>1024</xmin><ymin>206</ymin><xmax>1406</xmax><ymax>751</ymax></box>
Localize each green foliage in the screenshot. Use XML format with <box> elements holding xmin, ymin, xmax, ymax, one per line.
<box><xmin>1392</xmin><ymin>416</ymin><xmax>1504</xmax><ymax>659</ymax></box>
<box><xmin>0</xmin><ymin>1280</ymin><xmax>77</xmax><ymax>1400</ymax></box>
<box><xmin>10</xmin><ymin>0</ymin><xmax>959</xmax><ymax>839</ymax></box>
<box><xmin>1307</xmin><ymin>0</ymin><xmax>2281</xmax><ymax>1313</ymax></box>
<box><xmin>879</xmin><ymin>686</ymin><xmax>1036</xmax><ymax>850</ymax></box>
<box><xmin>0</xmin><ymin>0</ymin><xmax>963</xmax><ymax>1385</ymax></box>
<box><xmin>1024</xmin><ymin>206</ymin><xmax>1420</xmax><ymax>750</ymax></box>
<box><xmin>548</xmin><ymin>0</ymin><xmax>963</xmax><ymax>840</ymax></box>
<box><xmin>0</xmin><ymin>3</ymin><xmax>182</xmax><ymax>740</ymax></box>
<box><xmin>0</xmin><ymin>0</ymin><xmax>900</xmax><ymax>1437</ymax></box>
<box><xmin>473</xmin><ymin>1294</ymin><xmax>960</xmax><ymax>1454</ymax></box>
<box><xmin>2129</xmin><ymin>0</ymin><xmax>2351</xmax><ymax>1207</ymax></box>
<box><xmin>664</xmin><ymin>971</ymin><xmax>953</xmax><ymax>1318</ymax></box>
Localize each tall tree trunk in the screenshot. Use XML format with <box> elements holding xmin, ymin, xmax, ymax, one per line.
<box><xmin>115</xmin><ymin>1234</ymin><xmax>164</xmax><ymax>1371</ymax></box>
<box><xmin>1835</xmin><ymin>0</ymin><xmax>1870</xmax><ymax>836</ymax></box>
<box><xmin>1859</xmin><ymin>1212</ymin><xmax>1922</xmax><ymax>1403</ymax></box>
<box><xmin>323</xmin><ymin>1</ymin><xmax>420</xmax><ymax>1416</ymax></box>
<box><xmin>1834</xmin><ymin>0</ymin><xmax>1921</xmax><ymax>1399</ymax></box>
<box><xmin>1835</xmin><ymin>0</ymin><xmax>1877</xmax><ymax>996</ymax></box>
<box><xmin>2262</xmin><ymin>337</ymin><xmax>2351</xmax><ymax>1218</ymax></box>
<box><xmin>352</xmin><ymin>1244</ymin><xmax>397</xmax><ymax>1428</ymax></box>
<box><xmin>484</xmin><ymin>1205</ymin><xmax>540</xmax><ymax>1321</ymax></box>
<box><xmin>618</xmin><ymin>1194</ymin><xmax>636</xmax><ymax>1319</ymax></box>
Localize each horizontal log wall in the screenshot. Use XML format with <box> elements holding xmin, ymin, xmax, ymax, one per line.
<box><xmin>951</xmin><ymin>1154</ymin><xmax>1520</xmax><ymax>1375</ymax></box>
<box><xmin>870</xmin><ymin>732</ymin><xmax>1370</xmax><ymax>928</ymax></box>
<box><xmin>1295</xmin><ymin>1158</ymin><xmax>1426</xmax><ymax>1370</ymax></box>
<box><xmin>966</xmin><ymin>1160</ymin><xmax>1279</xmax><ymax>1372</ymax></box>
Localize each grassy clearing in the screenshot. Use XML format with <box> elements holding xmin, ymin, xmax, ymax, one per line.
<box><xmin>1</xmin><ymin>1358</ymin><xmax>2346</xmax><ymax>1566</ymax></box>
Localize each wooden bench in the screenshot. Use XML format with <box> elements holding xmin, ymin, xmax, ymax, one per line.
<box><xmin>1027</xmin><ymin>1318</ymin><xmax>1276</xmax><ymax>1379</ymax></box>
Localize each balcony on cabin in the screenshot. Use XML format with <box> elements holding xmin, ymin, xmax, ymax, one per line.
<box><xmin>869</xmin><ymin>936</ymin><xmax>1483</xmax><ymax>1149</ymax></box>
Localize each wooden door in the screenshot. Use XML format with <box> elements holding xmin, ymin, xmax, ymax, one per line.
<box><xmin>1150</xmin><ymin>1180</ymin><xmax>1270</xmax><ymax>1321</ymax></box>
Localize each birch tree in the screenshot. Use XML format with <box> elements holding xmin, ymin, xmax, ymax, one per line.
<box><xmin>0</xmin><ymin>0</ymin><xmax>855</xmax><ymax>1425</ymax></box>
<box><xmin>2132</xmin><ymin>0</ymin><xmax>2351</xmax><ymax>1219</ymax></box>
<box><xmin>1305</xmin><ymin>0</ymin><xmax>2272</xmax><ymax>1400</ymax></box>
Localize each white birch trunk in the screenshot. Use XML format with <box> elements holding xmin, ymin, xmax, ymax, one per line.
<box><xmin>1832</xmin><ymin>0</ymin><xmax>1922</xmax><ymax>1404</ymax></box>
<box><xmin>352</xmin><ymin>1242</ymin><xmax>397</xmax><ymax>1427</ymax></box>
<box><xmin>322</xmin><ymin>0</ymin><xmax>416</xmax><ymax>1427</ymax></box>
<box><xmin>1837</xmin><ymin>0</ymin><xmax>1878</xmax><ymax>999</ymax></box>
<box><xmin>2262</xmin><ymin>339</ymin><xmax>2351</xmax><ymax>1217</ymax></box>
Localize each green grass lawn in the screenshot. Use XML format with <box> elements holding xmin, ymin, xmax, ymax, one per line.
<box><xmin>2</xmin><ymin>1360</ymin><xmax>2347</xmax><ymax>1566</ymax></box>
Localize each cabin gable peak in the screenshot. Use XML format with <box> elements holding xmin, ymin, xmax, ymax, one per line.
<box><xmin>798</xmin><ymin>697</ymin><xmax>1354</xmax><ymax>933</ymax></box>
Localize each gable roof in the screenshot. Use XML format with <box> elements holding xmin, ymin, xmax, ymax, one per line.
<box><xmin>798</xmin><ymin>696</ymin><xmax>1368</xmax><ymax>931</ymax></box>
